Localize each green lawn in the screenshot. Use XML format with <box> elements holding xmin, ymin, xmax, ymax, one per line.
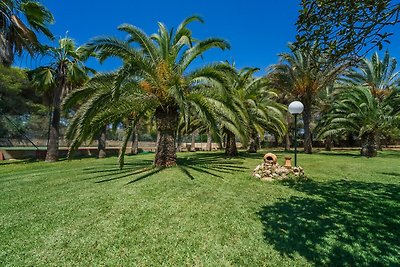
<box><xmin>1</xmin><ymin>150</ymin><xmax>399</xmax><ymax>266</ymax></box>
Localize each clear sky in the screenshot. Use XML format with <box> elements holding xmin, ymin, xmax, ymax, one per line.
<box><xmin>17</xmin><ymin>0</ymin><xmax>400</xmax><ymax>75</ymax></box>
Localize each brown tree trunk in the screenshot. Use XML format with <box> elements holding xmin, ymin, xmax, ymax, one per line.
<box><xmin>285</xmin><ymin>114</ymin><xmax>291</xmax><ymax>151</ymax></box>
<box><xmin>325</xmin><ymin>136</ymin><xmax>333</xmax><ymax>151</ymax></box>
<box><xmin>302</xmin><ymin>102</ymin><xmax>313</xmax><ymax>154</ymax></box>
<box><xmin>45</xmin><ymin>84</ymin><xmax>63</xmax><ymax>162</ymax></box>
<box><xmin>45</xmin><ymin>101</ymin><xmax>61</xmax><ymax>162</ymax></box>
<box><xmin>98</xmin><ymin>126</ymin><xmax>107</xmax><ymax>158</ymax></box>
<box><xmin>131</xmin><ymin>125</ymin><xmax>139</xmax><ymax>155</ymax></box>
<box><xmin>154</xmin><ymin>106</ymin><xmax>179</xmax><ymax>167</ymax></box>
<box><xmin>375</xmin><ymin>131</ymin><xmax>382</xmax><ymax>151</ymax></box>
<box><xmin>247</xmin><ymin>129</ymin><xmax>259</xmax><ymax>153</ymax></box>
<box><xmin>191</xmin><ymin>130</ymin><xmax>197</xmax><ymax>152</ymax></box>
<box><xmin>0</xmin><ymin>32</ymin><xmax>13</xmax><ymax>66</ymax></box>
<box><xmin>225</xmin><ymin>129</ymin><xmax>238</xmax><ymax>156</ymax></box>
<box><xmin>285</xmin><ymin>132</ymin><xmax>291</xmax><ymax>151</ymax></box>
<box><xmin>361</xmin><ymin>132</ymin><xmax>377</xmax><ymax>157</ymax></box>
<box><xmin>206</xmin><ymin>132</ymin><xmax>212</xmax><ymax>151</ymax></box>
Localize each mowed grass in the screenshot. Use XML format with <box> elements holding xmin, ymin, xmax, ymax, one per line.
<box><xmin>0</xmin><ymin>150</ymin><xmax>399</xmax><ymax>266</ymax></box>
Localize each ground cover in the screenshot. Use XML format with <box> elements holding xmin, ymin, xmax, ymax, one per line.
<box><xmin>1</xmin><ymin>150</ymin><xmax>399</xmax><ymax>266</ymax></box>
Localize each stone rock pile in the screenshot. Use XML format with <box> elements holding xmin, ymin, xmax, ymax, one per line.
<box><xmin>252</xmin><ymin>153</ymin><xmax>304</xmax><ymax>181</ymax></box>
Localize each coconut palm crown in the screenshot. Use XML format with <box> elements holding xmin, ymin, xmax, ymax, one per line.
<box><xmin>68</xmin><ymin>16</ymin><xmax>231</xmax><ymax>167</ymax></box>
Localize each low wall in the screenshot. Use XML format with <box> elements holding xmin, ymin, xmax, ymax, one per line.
<box><xmin>0</xmin><ymin>147</ymin><xmax>121</xmax><ymax>160</ymax></box>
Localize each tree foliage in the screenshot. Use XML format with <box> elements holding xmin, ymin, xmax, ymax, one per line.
<box><xmin>66</xmin><ymin>16</ymin><xmax>231</xmax><ymax>167</ymax></box>
<box><xmin>317</xmin><ymin>86</ymin><xmax>400</xmax><ymax>156</ymax></box>
<box><xmin>268</xmin><ymin>44</ymin><xmax>347</xmax><ymax>153</ymax></box>
<box><xmin>0</xmin><ymin>0</ymin><xmax>54</xmax><ymax>66</ymax></box>
<box><xmin>0</xmin><ymin>65</ymin><xmax>45</xmax><ymax>138</ymax></box>
<box><xmin>29</xmin><ymin>37</ymin><xmax>92</xmax><ymax>162</ymax></box>
<box><xmin>295</xmin><ymin>0</ymin><xmax>400</xmax><ymax>63</ymax></box>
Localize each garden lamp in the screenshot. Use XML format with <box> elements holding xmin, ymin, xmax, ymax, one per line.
<box><xmin>288</xmin><ymin>101</ymin><xmax>304</xmax><ymax>166</ymax></box>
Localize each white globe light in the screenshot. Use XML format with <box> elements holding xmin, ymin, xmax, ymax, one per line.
<box><xmin>288</xmin><ymin>101</ymin><xmax>304</xmax><ymax>115</ymax></box>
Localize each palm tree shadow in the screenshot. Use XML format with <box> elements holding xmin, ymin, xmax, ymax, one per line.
<box><xmin>258</xmin><ymin>179</ymin><xmax>400</xmax><ymax>266</ymax></box>
<box><xmin>176</xmin><ymin>152</ymin><xmax>248</xmax><ymax>180</ymax></box>
<box><xmin>82</xmin><ymin>152</ymin><xmax>248</xmax><ymax>184</ymax></box>
<box><xmin>81</xmin><ymin>159</ymin><xmax>154</xmax><ymax>183</ymax></box>
<box><xmin>126</xmin><ymin>167</ymin><xmax>165</xmax><ymax>184</ymax></box>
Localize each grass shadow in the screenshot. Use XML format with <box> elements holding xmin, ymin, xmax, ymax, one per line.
<box><xmin>176</xmin><ymin>152</ymin><xmax>247</xmax><ymax>180</ymax></box>
<box><xmin>82</xmin><ymin>152</ymin><xmax>248</xmax><ymax>184</ymax></box>
<box><xmin>126</xmin><ymin>167</ymin><xmax>164</xmax><ymax>184</ymax></box>
<box><xmin>258</xmin><ymin>179</ymin><xmax>400</xmax><ymax>266</ymax></box>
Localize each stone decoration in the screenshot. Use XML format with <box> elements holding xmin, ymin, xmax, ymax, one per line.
<box><xmin>253</xmin><ymin>153</ymin><xmax>304</xmax><ymax>181</ymax></box>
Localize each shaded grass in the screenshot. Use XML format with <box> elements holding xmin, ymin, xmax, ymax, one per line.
<box><xmin>0</xmin><ymin>150</ymin><xmax>399</xmax><ymax>266</ymax></box>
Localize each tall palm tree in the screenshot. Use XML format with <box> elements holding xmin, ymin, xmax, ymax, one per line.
<box><xmin>29</xmin><ymin>38</ymin><xmax>92</xmax><ymax>162</ymax></box>
<box><xmin>317</xmin><ymin>86</ymin><xmax>400</xmax><ymax>157</ymax></box>
<box><xmin>268</xmin><ymin>44</ymin><xmax>347</xmax><ymax>153</ymax></box>
<box><xmin>67</xmin><ymin>16</ymin><xmax>230</xmax><ymax>167</ymax></box>
<box><xmin>0</xmin><ymin>0</ymin><xmax>54</xmax><ymax>66</ymax></box>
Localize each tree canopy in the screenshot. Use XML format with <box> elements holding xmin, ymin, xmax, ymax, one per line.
<box><xmin>295</xmin><ymin>0</ymin><xmax>400</xmax><ymax>63</ymax></box>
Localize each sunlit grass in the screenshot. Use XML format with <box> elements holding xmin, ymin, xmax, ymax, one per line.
<box><xmin>1</xmin><ymin>150</ymin><xmax>399</xmax><ymax>266</ymax></box>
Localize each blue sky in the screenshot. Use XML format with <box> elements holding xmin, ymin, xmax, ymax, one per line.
<box><xmin>17</xmin><ymin>0</ymin><xmax>400</xmax><ymax>75</ymax></box>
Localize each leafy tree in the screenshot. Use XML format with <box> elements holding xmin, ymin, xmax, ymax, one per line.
<box><xmin>29</xmin><ymin>38</ymin><xmax>92</xmax><ymax>162</ymax></box>
<box><xmin>268</xmin><ymin>44</ymin><xmax>346</xmax><ymax>153</ymax></box>
<box><xmin>67</xmin><ymin>16</ymin><xmax>230</xmax><ymax>167</ymax></box>
<box><xmin>0</xmin><ymin>0</ymin><xmax>54</xmax><ymax>66</ymax></box>
<box><xmin>317</xmin><ymin>86</ymin><xmax>400</xmax><ymax>157</ymax></box>
<box><xmin>0</xmin><ymin>65</ymin><xmax>45</xmax><ymax>138</ymax></box>
<box><xmin>295</xmin><ymin>0</ymin><xmax>400</xmax><ymax>64</ymax></box>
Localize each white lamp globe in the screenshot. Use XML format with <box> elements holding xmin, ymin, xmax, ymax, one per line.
<box><xmin>288</xmin><ymin>101</ymin><xmax>304</xmax><ymax>115</ymax></box>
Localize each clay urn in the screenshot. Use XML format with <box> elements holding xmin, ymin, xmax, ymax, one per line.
<box><xmin>263</xmin><ymin>153</ymin><xmax>277</xmax><ymax>165</ymax></box>
<box><xmin>284</xmin><ymin>156</ymin><xmax>292</xmax><ymax>168</ymax></box>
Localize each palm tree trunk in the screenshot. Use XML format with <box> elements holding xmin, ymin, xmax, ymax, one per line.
<box><xmin>285</xmin><ymin>132</ymin><xmax>291</xmax><ymax>151</ymax></box>
<box><xmin>45</xmin><ymin>87</ymin><xmax>62</xmax><ymax>162</ymax></box>
<box><xmin>191</xmin><ymin>130</ymin><xmax>197</xmax><ymax>152</ymax></box>
<box><xmin>361</xmin><ymin>132</ymin><xmax>377</xmax><ymax>157</ymax></box>
<box><xmin>375</xmin><ymin>131</ymin><xmax>382</xmax><ymax>151</ymax></box>
<box><xmin>225</xmin><ymin>129</ymin><xmax>238</xmax><ymax>156</ymax></box>
<box><xmin>98</xmin><ymin>126</ymin><xmax>107</xmax><ymax>158</ymax></box>
<box><xmin>154</xmin><ymin>106</ymin><xmax>179</xmax><ymax>167</ymax></box>
<box><xmin>302</xmin><ymin>102</ymin><xmax>313</xmax><ymax>154</ymax></box>
<box><xmin>0</xmin><ymin>32</ymin><xmax>13</xmax><ymax>66</ymax></box>
<box><xmin>131</xmin><ymin>125</ymin><xmax>139</xmax><ymax>155</ymax></box>
<box><xmin>248</xmin><ymin>129</ymin><xmax>259</xmax><ymax>153</ymax></box>
<box><xmin>206</xmin><ymin>132</ymin><xmax>212</xmax><ymax>151</ymax></box>
<box><xmin>285</xmin><ymin>114</ymin><xmax>291</xmax><ymax>151</ymax></box>
<box><xmin>325</xmin><ymin>136</ymin><xmax>333</xmax><ymax>151</ymax></box>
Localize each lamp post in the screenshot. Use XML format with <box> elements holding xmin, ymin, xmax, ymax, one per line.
<box><xmin>288</xmin><ymin>101</ymin><xmax>304</xmax><ymax>167</ymax></box>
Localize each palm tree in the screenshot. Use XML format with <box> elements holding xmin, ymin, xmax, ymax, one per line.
<box><xmin>268</xmin><ymin>44</ymin><xmax>347</xmax><ymax>153</ymax></box>
<box><xmin>67</xmin><ymin>16</ymin><xmax>230</xmax><ymax>167</ymax></box>
<box><xmin>317</xmin><ymin>86</ymin><xmax>400</xmax><ymax>157</ymax></box>
<box><xmin>225</xmin><ymin>67</ymin><xmax>286</xmax><ymax>154</ymax></box>
<box><xmin>29</xmin><ymin>38</ymin><xmax>92</xmax><ymax>162</ymax></box>
<box><xmin>337</xmin><ymin>51</ymin><xmax>400</xmax><ymax>150</ymax></box>
<box><xmin>0</xmin><ymin>0</ymin><xmax>54</xmax><ymax>66</ymax></box>
<box><xmin>341</xmin><ymin>51</ymin><xmax>400</xmax><ymax>101</ymax></box>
